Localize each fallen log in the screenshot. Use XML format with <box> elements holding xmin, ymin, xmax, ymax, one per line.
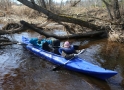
<box><xmin>20</xmin><ymin>20</ymin><xmax>108</xmax><ymax>40</ymax></box>
<box><xmin>0</xmin><ymin>20</ymin><xmax>108</xmax><ymax>40</ymax></box>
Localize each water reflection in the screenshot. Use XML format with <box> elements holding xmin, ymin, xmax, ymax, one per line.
<box><xmin>0</xmin><ymin>32</ymin><xmax>124</xmax><ymax>90</ymax></box>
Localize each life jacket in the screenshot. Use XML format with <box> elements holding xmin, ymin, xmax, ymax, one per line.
<box><xmin>29</xmin><ymin>38</ymin><xmax>39</xmax><ymax>46</ymax></box>
<box><xmin>59</xmin><ymin>45</ymin><xmax>76</xmax><ymax>55</ymax></box>
<box><xmin>29</xmin><ymin>38</ymin><xmax>52</xmax><ymax>47</ymax></box>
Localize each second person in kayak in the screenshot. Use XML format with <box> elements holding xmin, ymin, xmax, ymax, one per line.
<box><xmin>29</xmin><ymin>35</ymin><xmax>53</xmax><ymax>51</ymax></box>
<box><xmin>29</xmin><ymin>35</ymin><xmax>60</xmax><ymax>53</ymax></box>
<box><xmin>59</xmin><ymin>41</ymin><xmax>78</xmax><ymax>59</ymax></box>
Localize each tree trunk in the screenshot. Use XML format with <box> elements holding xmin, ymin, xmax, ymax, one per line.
<box><xmin>20</xmin><ymin>20</ymin><xmax>107</xmax><ymax>40</ymax></box>
<box><xmin>41</xmin><ymin>0</ymin><xmax>47</xmax><ymax>9</ymax></box>
<box><xmin>0</xmin><ymin>21</ymin><xmax>107</xmax><ymax>40</ymax></box>
<box><xmin>112</xmin><ymin>0</ymin><xmax>121</xmax><ymax>19</ymax></box>
<box><xmin>70</xmin><ymin>0</ymin><xmax>81</xmax><ymax>7</ymax></box>
<box><xmin>102</xmin><ymin>0</ymin><xmax>113</xmax><ymax>20</ymax></box>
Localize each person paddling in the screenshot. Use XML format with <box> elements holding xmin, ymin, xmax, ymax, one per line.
<box><xmin>29</xmin><ymin>35</ymin><xmax>52</xmax><ymax>51</ymax></box>
<box><xmin>29</xmin><ymin>35</ymin><xmax>61</xmax><ymax>53</ymax></box>
<box><xmin>59</xmin><ymin>41</ymin><xmax>80</xmax><ymax>59</ymax></box>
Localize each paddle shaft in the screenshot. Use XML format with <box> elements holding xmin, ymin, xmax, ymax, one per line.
<box><xmin>52</xmin><ymin>49</ymin><xmax>86</xmax><ymax>71</ymax></box>
<box><xmin>65</xmin><ymin>56</ymin><xmax>76</xmax><ymax>64</ymax></box>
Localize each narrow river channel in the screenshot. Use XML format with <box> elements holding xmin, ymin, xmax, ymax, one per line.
<box><xmin>0</xmin><ymin>30</ymin><xmax>124</xmax><ymax>90</ymax></box>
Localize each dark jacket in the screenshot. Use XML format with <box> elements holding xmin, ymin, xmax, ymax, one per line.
<box><xmin>59</xmin><ymin>45</ymin><xmax>76</xmax><ymax>54</ymax></box>
<box><xmin>59</xmin><ymin>45</ymin><xmax>77</xmax><ymax>59</ymax></box>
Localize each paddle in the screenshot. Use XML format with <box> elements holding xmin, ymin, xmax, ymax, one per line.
<box><xmin>52</xmin><ymin>49</ymin><xmax>86</xmax><ymax>71</ymax></box>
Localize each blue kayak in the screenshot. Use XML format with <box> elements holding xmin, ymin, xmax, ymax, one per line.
<box><xmin>22</xmin><ymin>36</ymin><xmax>117</xmax><ymax>80</ymax></box>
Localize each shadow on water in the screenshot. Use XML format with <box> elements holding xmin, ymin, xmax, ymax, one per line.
<box><xmin>0</xmin><ymin>31</ymin><xmax>124</xmax><ymax>90</ymax></box>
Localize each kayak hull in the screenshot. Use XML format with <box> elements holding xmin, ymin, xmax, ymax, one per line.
<box><xmin>22</xmin><ymin>36</ymin><xmax>117</xmax><ymax>80</ymax></box>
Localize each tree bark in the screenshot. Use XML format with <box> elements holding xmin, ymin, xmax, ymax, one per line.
<box><xmin>102</xmin><ymin>0</ymin><xmax>113</xmax><ymax>20</ymax></box>
<box><xmin>41</xmin><ymin>0</ymin><xmax>47</xmax><ymax>9</ymax></box>
<box><xmin>70</xmin><ymin>0</ymin><xmax>81</xmax><ymax>7</ymax></box>
<box><xmin>20</xmin><ymin>20</ymin><xmax>108</xmax><ymax>40</ymax></box>
<box><xmin>112</xmin><ymin>0</ymin><xmax>121</xmax><ymax>19</ymax></box>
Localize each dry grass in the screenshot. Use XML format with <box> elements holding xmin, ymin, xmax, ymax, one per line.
<box><xmin>0</xmin><ymin>5</ymin><xmax>47</xmax><ymax>24</ymax></box>
<box><xmin>61</xmin><ymin>6</ymin><xmax>107</xmax><ymax>18</ymax></box>
<box><xmin>11</xmin><ymin>5</ymin><xmax>41</xmax><ymax>18</ymax></box>
<box><xmin>108</xmin><ymin>30</ymin><xmax>124</xmax><ymax>43</ymax></box>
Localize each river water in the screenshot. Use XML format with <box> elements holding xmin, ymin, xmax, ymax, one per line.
<box><xmin>0</xmin><ymin>30</ymin><xmax>124</xmax><ymax>90</ymax></box>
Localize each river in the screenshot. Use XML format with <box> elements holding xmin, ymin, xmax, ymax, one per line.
<box><xmin>0</xmin><ymin>30</ymin><xmax>124</xmax><ymax>90</ymax></box>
